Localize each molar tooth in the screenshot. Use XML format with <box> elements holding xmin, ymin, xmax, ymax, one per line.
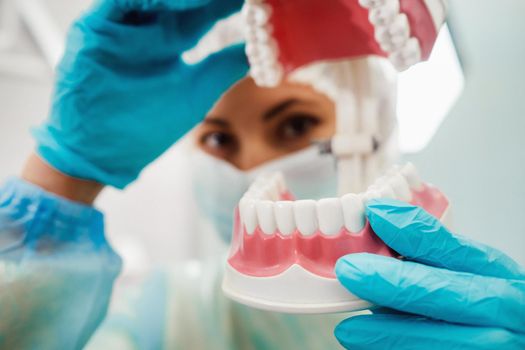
<box><xmin>368</xmin><ymin>0</ymin><xmax>400</xmax><ymax>26</ymax></box>
<box><xmin>243</xmin><ymin>3</ymin><xmax>271</xmax><ymax>26</ymax></box>
<box><xmin>317</xmin><ymin>198</ymin><xmax>344</xmax><ymax>235</ymax></box>
<box><xmin>293</xmin><ymin>200</ymin><xmax>318</xmax><ymax>236</ymax></box>
<box><xmin>389</xmin><ymin>37</ymin><xmax>422</xmax><ymax>70</ymax></box>
<box><xmin>389</xmin><ymin>13</ymin><xmax>410</xmax><ymax>37</ymax></box>
<box><xmin>401</xmin><ymin>162</ymin><xmax>424</xmax><ymax>191</ymax></box>
<box><xmin>250</xmin><ymin>61</ymin><xmax>282</xmax><ymax>87</ymax></box>
<box><xmin>359</xmin><ymin>0</ymin><xmax>387</xmax><ymax>8</ymax></box>
<box><xmin>254</xmin><ymin>26</ymin><xmax>272</xmax><ymax>42</ymax></box>
<box><xmin>375</xmin><ymin>14</ymin><xmax>410</xmax><ymax>51</ymax></box>
<box><xmin>256</xmin><ymin>200</ymin><xmax>276</xmax><ymax>235</ymax></box>
<box><xmin>375</xmin><ymin>184</ymin><xmax>396</xmax><ymax>199</ymax></box>
<box><xmin>274</xmin><ymin>201</ymin><xmax>295</xmax><ymax>236</ymax></box>
<box><xmin>247</xmin><ymin>41</ymin><xmax>278</xmax><ymax>64</ymax></box>
<box><xmin>240</xmin><ymin>199</ymin><xmax>258</xmax><ymax>234</ymax></box>
<box><xmin>389</xmin><ymin>173</ymin><xmax>413</xmax><ymax>201</ymax></box>
<box><xmin>341</xmin><ymin>194</ymin><xmax>366</xmax><ymax>233</ymax></box>
<box><xmin>362</xmin><ymin>189</ymin><xmax>382</xmax><ymax>202</ymax></box>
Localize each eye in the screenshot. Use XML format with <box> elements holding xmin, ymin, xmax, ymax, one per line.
<box><xmin>200</xmin><ymin>131</ymin><xmax>237</xmax><ymax>158</ymax></box>
<box><xmin>276</xmin><ymin>114</ymin><xmax>321</xmax><ymax>140</ymax></box>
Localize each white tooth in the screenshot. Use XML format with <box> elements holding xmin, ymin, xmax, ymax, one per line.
<box><xmin>379</xmin><ymin>34</ymin><xmax>407</xmax><ymax>53</ymax></box>
<box><xmin>256</xmin><ymin>200</ymin><xmax>276</xmax><ymax>235</ymax></box>
<box><xmin>247</xmin><ymin>41</ymin><xmax>278</xmax><ymax>64</ymax></box>
<box><xmin>245</xmin><ymin>42</ymin><xmax>259</xmax><ymax>58</ymax></box>
<box><xmin>362</xmin><ymin>189</ymin><xmax>382</xmax><ymax>202</ymax></box>
<box><xmin>246</xmin><ymin>47</ymin><xmax>273</xmax><ymax>64</ymax></box>
<box><xmin>376</xmin><ymin>184</ymin><xmax>396</xmax><ymax>199</ymax></box>
<box><xmin>243</xmin><ymin>3</ymin><xmax>271</xmax><ymax>26</ymax></box>
<box><xmin>263</xmin><ymin>185</ymin><xmax>278</xmax><ymax>201</ymax></box>
<box><xmin>389</xmin><ymin>54</ymin><xmax>409</xmax><ymax>71</ymax></box>
<box><xmin>389</xmin><ymin>173</ymin><xmax>413</xmax><ymax>201</ymax></box>
<box><xmin>293</xmin><ymin>200</ymin><xmax>318</xmax><ymax>236</ymax></box>
<box><xmin>317</xmin><ymin>198</ymin><xmax>344</xmax><ymax>235</ymax></box>
<box><xmin>254</xmin><ymin>26</ymin><xmax>272</xmax><ymax>42</ymax></box>
<box><xmin>341</xmin><ymin>193</ymin><xmax>366</xmax><ymax>233</ymax></box>
<box><xmin>403</xmin><ymin>37</ymin><xmax>422</xmax><ymax>57</ymax></box>
<box><xmin>389</xmin><ymin>37</ymin><xmax>422</xmax><ymax>69</ymax></box>
<box><xmin>250</xmin><ymin>67</ymin><xmax>267</xmax><ymax>82</ymax></box>
<box><xmin>359</xmin><ymin>0</ymin><xmax>386</xmax><ymax>8</ymax></box>
<box><xmin>372</xmin><ymin>175</ymin><xmax>389</xmax><ymax>188</ymax></box>
<box><xmin>274</xmin><ymin>201</ymin><xmax>296</xmax><ymax>235</ymax></box>
<box><xmin>259</xmin><ymin>59</ymin><xmax>282</xmax><ymax>74</ymax></box>
<box><xmin>250</xmin><ymin>62</ymin><xmax>282</xmax><ymax>87</ymax></box>
<box><xmin>386</xmin><ymin>164</ymin><xmax>401</xmax><ymax>176</ymax></box>
<box><xmin>240</xmin><ymin>199</ymin><xmax>258</xmax><ymax>234</ymax></box>
<box><xmin>368</xmin><ymin>0</ymin><xmax>400</xmax><ymax>26</ymax></box>
<box><xmin>375</xmin><ymin>14</ymin><xmax>409</xmax><ymax>52</ymax></box>
<box><xmin>255</xmin><ymin>177</ymin><xmax>279</xmax><ymax>200</ymax></box>
<box><xmin>273</xmin><ymin>172</ymin><xmax>286</xmax><ymax>195</ymax></box>
<box><xmin>389</xmin><ymin>14</ymin><xmax>410</xmax><ymax>38</ymax></box>
<box><xmin>401</xmin><ymin>162</ymin><xmax>424</xmax><ymax>191</ymax></box>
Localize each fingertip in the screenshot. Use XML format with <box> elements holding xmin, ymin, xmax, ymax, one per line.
<box><xmin>335</xmin><ymin>253</ymin><xmax>393</xmax><ymax>294</ymax></box>
<box><xmin>335</xmin><ymin>254</ymin><xmax>367</xmax><ymax>282</ymax></box>
<box><xmin>365</xmin><ymin>198</ymin><xmax>417</xmax><ymax>219</ymax></box>
<box><xmin>334</xmin><ymin>319</ymin><xmax>357</xmax><ymax>349</ymax></box>
<box><xmin>335</xmin><ymin>256</ymin><xmax>357</xmax><ymax>280</ymax></box>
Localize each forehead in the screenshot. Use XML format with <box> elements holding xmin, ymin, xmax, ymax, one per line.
<box><xmin>208</xmin><ymin>77</ymin><xmax>333</xmax><ymax>119</ymax></box>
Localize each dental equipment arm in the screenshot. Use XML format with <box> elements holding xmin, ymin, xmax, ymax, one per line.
<box><xmin>334</xmin><ymin>199</ymin><xmax>525</xmax><ymax>350</ymax></box>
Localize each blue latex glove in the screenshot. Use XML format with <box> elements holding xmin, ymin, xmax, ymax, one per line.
<box><xmin>0</xmin><ymin>178</ymin><xmax>121</xmax><ymax>349</ymax></box>
<box><xmin>33</xmin><ymin>0</ymin><xmax>248</xmax><ymax>189</ymax></box>
<box><xmin>334</xmin><ymin>199</ymin><xmax>525</xmax><ymax>350</ymax></box>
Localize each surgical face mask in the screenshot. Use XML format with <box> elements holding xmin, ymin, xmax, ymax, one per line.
<box><xmin>190</xmin><ymin>145</ymin><xmax>338</xmax><ymax>242</ymax></box>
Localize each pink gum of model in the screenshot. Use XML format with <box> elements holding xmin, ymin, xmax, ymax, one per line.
<box><xmin>263</xmin><ymin>0</ymin><xmax>438</xmax><ymax>74</ymax></box>
<box><xmin>228</xmin><ymin>184</ymin><xmax>448</xmax><ymax>278</ymax></box>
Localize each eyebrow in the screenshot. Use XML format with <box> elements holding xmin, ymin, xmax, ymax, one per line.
<box><xmin>202</xmin><ymin>117</ymin><xmax>230</xmax><ymax>128</ymax></box>
<box><xmin>263</xmin><ymin>98</ymin><xmax>301</xmax><ymax>121</ymax></box>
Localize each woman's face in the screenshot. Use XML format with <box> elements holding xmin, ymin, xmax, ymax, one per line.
<box><xmin>195</xmin><ymin>77</ymin><xmax>336</xmax><ymax>170</ymax></box>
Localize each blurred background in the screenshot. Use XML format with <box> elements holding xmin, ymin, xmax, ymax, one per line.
<box><xmin>0</xmin><ymin>0</ymin><xmax>523</xmax><ymax>273</ymax></box>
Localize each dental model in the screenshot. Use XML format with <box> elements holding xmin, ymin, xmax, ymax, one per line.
<box><xmin>243</xmin><ymin>0</ymin><xmax>447</xmax><ymax>87</ymax></box>
<box><xmin>223</xmin><ymin>163</ymin><xmax>450</xmax><ymax>313</ymax></box>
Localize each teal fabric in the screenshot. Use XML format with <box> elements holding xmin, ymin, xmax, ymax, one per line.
<box><xmin>334</xmin><ymin>199</ymin><xmax>525</xmax><ymax>349</ymax></box>
<box><xmin>33</xmin><ymin>0</ymin><xmax>248</xmax><ymax>189</ymax></box>
<box><xmin>0</xmin><ymin>178</ymin><xmax>122</xmax><ymax>349</ymax></box>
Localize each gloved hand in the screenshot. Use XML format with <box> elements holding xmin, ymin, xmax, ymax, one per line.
<box><xmin>33</xmin><ymin>0</ymin><xmax>248</xmax><ymax>189</ymax></box>
<box><xmin>334</xmin><ymin>199</ymin><xmax>525</xmax><ymax>350</ymax></box>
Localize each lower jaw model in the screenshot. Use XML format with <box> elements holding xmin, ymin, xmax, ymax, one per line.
<box><xmin>222</xmin><ymin>163</ymin><xmax>449</xmax><ymax>314</ymax></box>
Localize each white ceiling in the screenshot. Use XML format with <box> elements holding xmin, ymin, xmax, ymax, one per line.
<box><xmin>0</xmin><ymin>0</ymin><xmax>90</xmax><ymax>79</ymax></box>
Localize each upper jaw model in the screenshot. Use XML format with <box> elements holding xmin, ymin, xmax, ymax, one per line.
<box><xmin>222</xmin><ymin>163</ymin><xmax>449</xmax><ymax>313</ymax></box>
<box><xmin>243</xmin><ymin>0</ymin><xmax>447</xmax><ymax>87</ymax></box>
